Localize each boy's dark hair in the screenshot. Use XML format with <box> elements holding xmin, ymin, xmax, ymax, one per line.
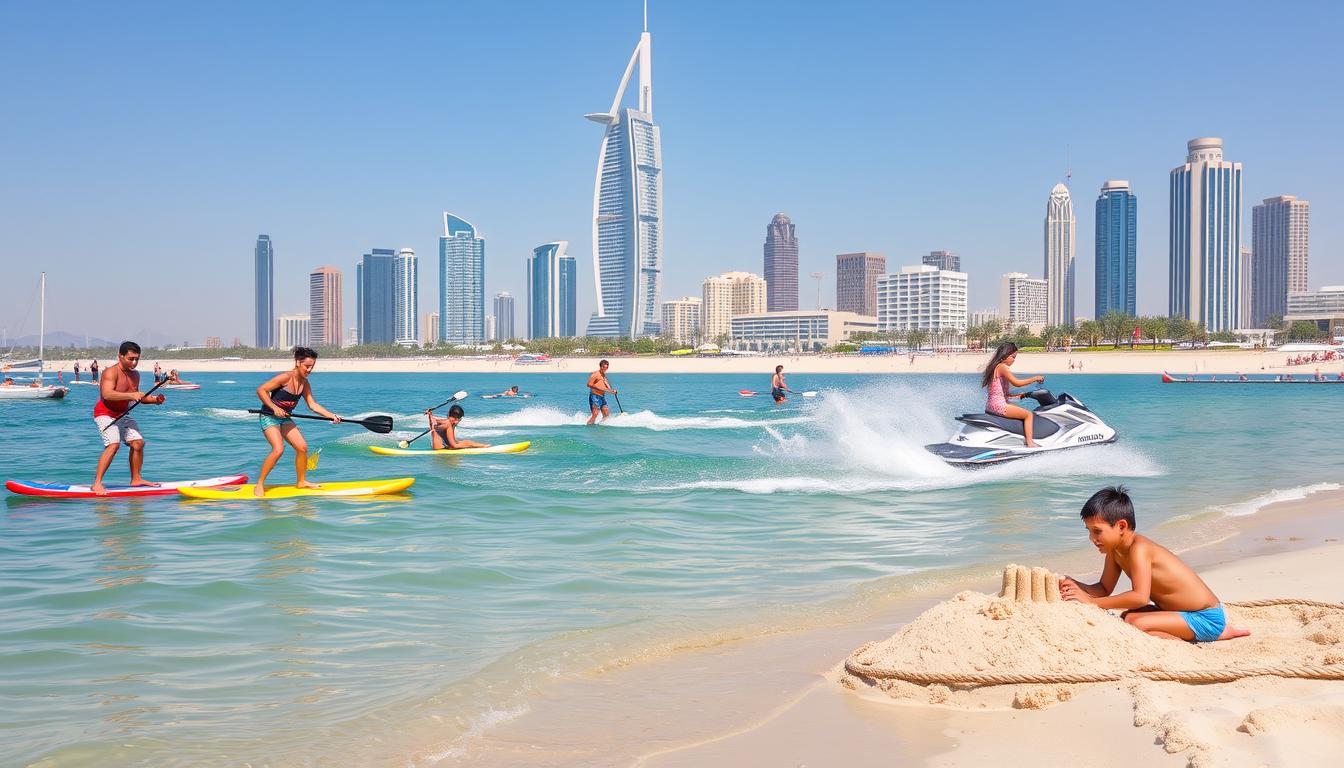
<box><xmin>775</xmin><ymin>365</ymin><xmax>784</xmax><ymax>373</ymax></box>
<box><xmin>1081</xmin><ymin>485</ymin><xmax>1136</xmax><ymax>529</ymax></box>
<box><xmin>118</xmin><ymin>341</ymin><xmax>141</xmax><ymax>356</ymax></box>
<box><xmin>293</xmin><ymin>346</ymin><xmax>318</xmax><ymax>361</ymax></box>
<box><xmin>599</xmin><ymin>359</ymin><xmax>609</xmax><ymax>367</ymax></box>
<box><xmin>448</xmin><ymin>404</ymin><xmax>465</xmax><ymax>418</ymax></box>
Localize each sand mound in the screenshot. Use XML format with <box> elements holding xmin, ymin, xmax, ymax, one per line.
<box><xmin>840</xmin><ymin>589</ymin><xmax>1344</xmax><ymax>764</ymax></box>
<box><xmin>841</xmin><ymin>590</ymin><xmax>1344</xmax><ymax>707</ymax></box>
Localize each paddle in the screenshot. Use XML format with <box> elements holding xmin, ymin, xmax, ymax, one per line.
<box><xmin>613</xmin><ymin>391</ymin><xmax>624</xmax><ymax>415</ymax></box>
<box><xmin>396</xmin><ymin>391</ymin><xmax>471</xmax><ymax>448</ymax></box>
<box><xmin>99</xmin><ymin>375</ymin><xmax>170</xmax><ymax>433</ymax></box>
<box><xmin>247</xmin><ymin>410</ymin><xmax>394</xmax><ymax>434</ymax></box>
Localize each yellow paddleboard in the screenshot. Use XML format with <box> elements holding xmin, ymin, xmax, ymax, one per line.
<box><xmin>178</xmin><ymin>478</ymin><xmax>415</xmax><ymax>499</ymax></box>
<box><xmin>369</xmin><ymin>441</ymin><xmax>530</xmax><ymax>456</ymax></box>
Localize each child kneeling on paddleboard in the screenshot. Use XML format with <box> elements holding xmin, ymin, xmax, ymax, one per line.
<box><xmin>426</xmin><ymin>405</ymin><xmax>490</xmax><ymax>451</ymax></box>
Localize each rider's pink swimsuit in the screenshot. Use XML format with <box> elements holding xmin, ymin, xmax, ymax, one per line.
<box><xmin>986</xmin><ymin>371</ymin><xmax>1009</xmax><ymax>416</ymax></box>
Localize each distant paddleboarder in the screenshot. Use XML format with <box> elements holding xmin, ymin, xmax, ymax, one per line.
<box><xmin>586</xmin><ymin>359</ymin><xmax>618</xmax><ymax>425</ymax></box>
<box><xmin>92</xmin><ymin>341</ymin><xmax>165</xmax><ymax>496</ymax></box>
<box><xmin>771</xmin><ymin>365</ymin><xmax>788</xmax><ymax>404</ymax></box>
<box><xmin>253</xmin><ymin>346</ymin><xmax>340</xmax><ymax>497</ymax></box>
<box><xmin>90</xmin><ymin>359</ymin><xmax>99</xmax><ymax>382</ymax></box>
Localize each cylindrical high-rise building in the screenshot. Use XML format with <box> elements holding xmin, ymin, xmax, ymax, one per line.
<box><xmin>1095</xmin><ymin>181</ymin><xmax>1138</xmax><ymax>318</ymax></box>
<box><xmin>763</xmin><ymin>213</ymin><xmax>799</xmax><ymax>312</ymax></box>
<box><xmin>394</xmin><ymin>248</ymin><xmax>418</xmax><ymax>346</ymax></box>
<box><xmin>493</xmin><ymin>292</ymin><xmax>515</xmax><ymax>341</ymax></box>
<box><xmin>1251</xmin><ymin>195</ymin><xmax>1310</xmax><ymax>327</ymax></box>
<box><xmin>1169</xmin><ymin>137</ymin><xmax>1243</xmax><ymax>332</ymax></box>
<box><xmin>1043</xmin><ymin>183</ymin><xmax>1075</xmax><ymax>326</ymax></box>
<box><xmin>254</xmin><ymin>235</ymin><xmax>274</xmax><ymax>348</ymax></box>
<box><xmin>439</xmin><ymin>213</ymin><xmax>486</xmax><ymax>345</ymax></box>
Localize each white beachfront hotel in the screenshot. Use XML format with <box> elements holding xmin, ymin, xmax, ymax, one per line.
<box><xmin>876</xmin><ymin>264</ymin><xmax>968</xmax><ymax>333</ymax></box>
<box><xmin>1000</xmin><ymin>272</ymin><xmax>1048</xmax><ymax>332</ymax></box>
<box><xmin>660</xmin><ymin>296</ymin><xmax>702</xmax><ymax>346</ymax></box>
<box><xmin>729</xmin><ymin>310</ymin><xmax>877</xmax><ymax>352</ymax></box>
<box><xmin>702</xmin><ymin>271</ymin><xmax>766</xmax><ymax>341</ymax></box>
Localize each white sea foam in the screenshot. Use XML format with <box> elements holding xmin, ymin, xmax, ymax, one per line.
<box><xmin>1213</xmin><ymin>482</ymin><xmax>1342</xmax><ymax>518</ymax></box>
<box><xmin>204</xmin><ymin>407</ymin><xmax>253</xmax><ymax>421</ymax></box>
<box><xmin>667</xmin><ymin>380</ymin><xmax>1163</xmax><ymax>494</ymax></box>
<box><xmin>456</xmin><ymin>405</ymin><xmax>804</xmax><ymax>431</ymax></box>
<box><xmin>418</xmin><ymin>704</ymin><xmax>531</xmax><ymax>763</ymax></box>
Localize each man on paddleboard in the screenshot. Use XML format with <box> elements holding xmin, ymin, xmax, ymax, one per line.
<box><xmin>92</xmin><ymin>341</ymin><xmax>165</xmax><ymax>496</ymax></box>
<box><xmin>586</xmin><ymin>360</ymin><xmax>618</xmax><ymax>425</ymax></box>
<box><xmin>771</xmin><ymin>365</ymin><xmax>788</xmax><ymax>404</ymax></box>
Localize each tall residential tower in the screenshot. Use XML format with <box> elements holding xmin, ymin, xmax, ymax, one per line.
<box><xmin>254</xmin><ymin>235</ymin><xmax>274</xmax><ymax>348</ymax></box>
<box><xmin>1095</xmin><ymin>180</ymin><xmax>1138</xmax><ymax>318</ymax></box>
<box><xmin>1169</xmin><ymin>137</ymin><xmax>1243</xmax><ymax>332</ymax></box>
<box><xmin>439</xmin><ymin>213</ymin><xmax>486</xmax><ymax>345</ymax></box>
<box><xmin>356</xmin><ymin>248</ymin><xmax>396</xmax><ymax>345</ymax></box>
<box><xmin>527</xmin><ymin>242</ymin><xmax>577</xmax><ymax>339</ymax></box>
<box><xmin>835</xmin><ymin>252</ymin><xmax>886</xmax><ymax>316</ymax></box>
<box><xmin>584</xmin><ymin>13</ymin><xmax>663</xmax><ymax>338</ymax></box>
<box><xmin>763</xmin><ymin>213</ymin><xmax>799</xmax><ymax>311</ymax></box>
<box><xmin>308</xmin><ymin>266</ymin><xmax>343</xmax><ymax>348</ymax></box>
<box><xmin>394</xmin><ymin>247</ymin><xmax>418</xmax><ymax>346</ymax></box>
<box><xmin>1251</xmin><ymin>195</ymin><xmax>1310</xmax><ymax>327</ymax></box>
<box><xmin>1044</xmin><ymin>183</ymin><xmax>1075</xmax><ymax>325</ymax></box>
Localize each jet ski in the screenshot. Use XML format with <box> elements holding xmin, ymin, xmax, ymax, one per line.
<box><xmin>924</xmin><ymin>389</ymin><xmax>1116</xmax><ymax>466</ymax></box>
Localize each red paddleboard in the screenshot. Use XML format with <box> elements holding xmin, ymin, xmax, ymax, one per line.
<box><xmin>6</xmin><ymin>474</ymin><xmax>248</xmax><ymax>498</ymax></box>
<box><xmin>738</xmin><ymin>390</ymin><xmax>757</xmax><ymax>396</ymax></box>
<box><xmin>1160</xmin><ymin>372</ymin><xmax>1175</xmax><ymax>383</ymax></box>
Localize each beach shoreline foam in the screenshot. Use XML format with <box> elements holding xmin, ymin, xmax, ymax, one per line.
<box><xmin>427</xmin><ymin>484</ymin><xmax>1344</xmax><ymax>767</ymax></box>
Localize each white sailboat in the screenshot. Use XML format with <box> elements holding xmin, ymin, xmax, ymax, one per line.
<box><xmin>0</xmin><ymin>273</ymin><xmax>69</xmax><ymax>400</ymax></box>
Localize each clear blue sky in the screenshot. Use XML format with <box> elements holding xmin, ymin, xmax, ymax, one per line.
<box><xmin>2</xmin><ymin>0</ymin><xmax>1341</xmax><ymax>344</ymax></box>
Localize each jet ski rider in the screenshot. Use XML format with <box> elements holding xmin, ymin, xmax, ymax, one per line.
<box><xmin>981</xmin><ymin>342</ymin><xmax>1046</xmax><ymax>448</ymax></box>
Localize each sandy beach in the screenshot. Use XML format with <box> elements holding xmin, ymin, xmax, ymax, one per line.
<box><xmin>41</xmin><ymin>349</ymin><xmax>1344</xmax><ymax>376</ymax></box>
<box><xmin>437</xmin><ymin>485</ymin><xmax>1344</xmax><ymax>768</ymax></box>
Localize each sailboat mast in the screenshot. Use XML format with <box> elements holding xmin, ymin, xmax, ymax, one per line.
<box><xmin>38</xmin><ymin>272</ymin><xmax>45</xmax><ymax>383</ymax></box>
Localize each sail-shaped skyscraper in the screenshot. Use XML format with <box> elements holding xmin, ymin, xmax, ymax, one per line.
<box><xmin>583</xmin><ymin>10</ymin><xmax>663</xmax><ymax>338</ymax></box>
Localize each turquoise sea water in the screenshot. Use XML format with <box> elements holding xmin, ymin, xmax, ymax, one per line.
<box><xmin>2</xmin><ymin>371</ymin><xmax>1340</xmax><ymax>766</ymax></box>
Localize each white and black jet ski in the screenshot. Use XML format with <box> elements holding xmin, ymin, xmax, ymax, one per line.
<box><xmin>924</xmin><ymin>389</ymin><xmax>1116</xmax><ymax>466</ymax></box>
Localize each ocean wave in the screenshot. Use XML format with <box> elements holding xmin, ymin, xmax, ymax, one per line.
<box><xmin>1214</xmin><ymin>482</ymin><xmax>1343</xmax><ymax>518</ymax></box>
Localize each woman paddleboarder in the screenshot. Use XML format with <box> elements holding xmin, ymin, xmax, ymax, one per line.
<box><xmin>254</xmin><ymin>346</ymin><xmax>340</xmax><ymax>497</ymax></box>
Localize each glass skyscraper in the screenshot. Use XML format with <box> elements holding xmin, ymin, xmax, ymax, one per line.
<box><xmin>254</xmin><ymin>235</ymin><xmax>274</xmax><ymax>348</ymax></box>
<box><xmin>356</xmin><ymin>249</ymin><xmax>396</xmax><ymax>345</ymax></box>
<box><xmin>439</xmin><ymin>213</ymin><xmax>485</xmax><ymax>345</ymax></box>
<box><xmin>527</xmin><ymin>241</ymin><xmax>577</xmax><ymax>339</ymax></box>
<box><xmin>763</xmin><ymin>214</ymin><xmax>799</xmax><ymax>312</ymax></box>
<box><xmin>394</xmin><ymin>248</ymin><xmax>418</xmax><ymax>346</ymax></box>
<box><xmin>1044</xmin><ymin>183</ymin><xmax>1075</xmax><ymax>325</ymax></box>
<box><xmin>1169</xmin><ymin>137</ymin><xmax>1243</xmax><ymax>332</ymax></box>
<box><xmin>1094</xmin><ymin>180</ymin><xmax>1137</xmax><ymax>318</ymax></box>
<box><xmin>584</xmin><ymin>18</ymin><xmax>662</xmax><ymax>338</ymax></box>
<box><xmin>493</xmin><ymin>293</ymin><xmax>515</xmax><ymax>341</ymax></box>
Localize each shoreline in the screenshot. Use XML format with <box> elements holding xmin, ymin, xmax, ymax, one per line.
<box><xmin>36</xmin><ymin>349</ymin><xmax>1344</xmax><ymax>376</ymax></box>
<box><xmin>432</xmin><ymin>483</ymin><xmax>1344</xmax><ymax>767</ymax></box>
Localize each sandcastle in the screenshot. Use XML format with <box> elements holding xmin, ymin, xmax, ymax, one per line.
<box><xmin>999</xmin><ymin>564</ymin><xmax>1060</xmax><ymax>603</ymax></box>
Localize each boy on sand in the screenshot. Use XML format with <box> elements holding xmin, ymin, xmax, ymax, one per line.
<box><xmin>1060</xmin><ymin>485</ymin><xmax>1249</xmax><ymax>642</ymax></box>
<box><xmin>425</xmin><ymin>404</ymin><xmax>490</xmax><ymax>450</ymax></box>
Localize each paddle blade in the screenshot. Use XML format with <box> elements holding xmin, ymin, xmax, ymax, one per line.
<box><xmin>397</xmin><ymin>440</ymin><xmax>410</xmax><ymax>449</ymax></box>
<box><xmin>361</xmin><ymin>415</ymin><xmax>395</xmax><ymax>434</ymax></box>
<box><xmin>306</xmin><ymin>448</ymin><xmax>322</xmax><ymax>471</ymax></box>
<box><xmin>452</xmin><ymin>390</ymin><xmax>468</xmax><ymax>401</ymax></box>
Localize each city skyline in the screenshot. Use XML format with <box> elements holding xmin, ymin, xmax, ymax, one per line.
<box><xmin>4</xmin><ymin>3</ymin><xmax>1342</xmax><ymax>343</ymax></box>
